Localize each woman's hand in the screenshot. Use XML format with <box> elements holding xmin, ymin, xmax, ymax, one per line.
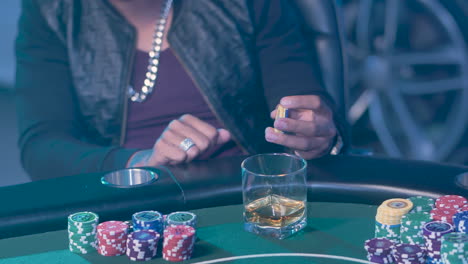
<box><xmin>265</xmin><ymin>95</ymin><xmax>337</xmax><ymax>159</ymax></box>
<box><xmin>127</xmin><ymin>114</ymin><xmax>231</xmax><ymax>167</ymax></box>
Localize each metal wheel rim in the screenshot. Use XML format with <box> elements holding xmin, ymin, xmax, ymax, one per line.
<box><xmin>342</xmin><ymin>0</ymin><xmax>468</xmax><ymax>161</ymax></box>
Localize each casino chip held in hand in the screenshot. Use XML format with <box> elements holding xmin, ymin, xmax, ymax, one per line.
<box><xmin>67</xmin><ymin>210</ymin><xmax>198</xmax><ymax>262</ymax></box>
<box><xmin>365</xmin><ymin>195</ymin><xmax>468</xmax><ymax>264</ymax></box>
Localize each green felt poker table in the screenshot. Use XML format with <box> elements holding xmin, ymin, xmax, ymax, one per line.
<box><xmin>0</xmin><ymin>155</ymin><xmax>467</xmax><ymax>263</ymax></box>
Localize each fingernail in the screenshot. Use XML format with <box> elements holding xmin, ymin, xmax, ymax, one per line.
<box><xmin>280</xmin><ymin>99</ymin><xmax>292</xmax><ymax>106</ymax></box>
<box><xmin>265</xmin><ymin>129</ymin><xmax>278</xmax><ymax>142</ymax></box>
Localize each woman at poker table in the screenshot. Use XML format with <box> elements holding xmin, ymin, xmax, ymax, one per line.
<box><xmin>15</xmin><ymin>0</ymin><xmax>347</xmax><ymax>180</ymax></box>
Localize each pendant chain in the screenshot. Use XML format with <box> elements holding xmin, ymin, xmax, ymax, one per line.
<box><xmin>128</xmin><ymin>0</ymin><xmax>173</xmax><ymax>103</ymax></box>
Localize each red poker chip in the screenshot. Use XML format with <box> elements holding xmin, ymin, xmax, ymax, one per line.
<box><xmin>435</xmin><ymin>195</ymin><xmax>467</xmax><ymax>210</ymax></box>
<box><xmin>99</xmin><ymin>241</ymin><xmax>127</xmax><ymax>248</ymax></box>
<box><xmin>163</xmin><ymin>241</ymin><xmax>195</xmax><ymax>251</ymax></box>
<box><xmin>430</xmin><ymin>208</ymin><xmax>458</xmax><ymax>224</ymax></box>
<box><xmin>98</xmin><ymin>245</ymin><xmax>126</xmax><ymax>256</ymax></box>
<box><xmin>163</xmin><ymin>225</ymin><xmax>196</xmax><ymax>261</ymax></box>
<box><xmin>164</xmin><ymin>225</ymin><xmax>196</xmax><ymax>236</ymax></box>
<box><xmin>97</xmin><ymin>221</ymin><xmax>128</xmax><ymax>235</ymax></box>
<box><xmin>163</xmin><ymin>252</ymin><xmax>193</xmax><ymax>262</ymax></box>
<box><xmin>164</xmin><ymin>246</ymin><xmax>194</xmax><ymax>255</ymax></box>
<box><xmin>98</xmin><ymin>237</ymin><xmax>127</xmax><ymax>245</ymax></box>
<box><xmin>98</xmin><ymin>231</ymin><xmax>127</xmax><ymax>239</ymax></box>
<box><xmin>163</xmin><ymin>235</ymin><xmax>195</xmax><ymax>244</ymax></box>
<box><xmin>163</xmin><ymin>239</ymin><xmax>195</xmax><ymax>250</ymax></box>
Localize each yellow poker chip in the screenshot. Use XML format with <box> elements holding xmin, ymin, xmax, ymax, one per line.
<box><xmin>376</xmin><ymin>206</ymin><xmax>407</xmax><ymax>217</ymax></box>
<box><xmin>274</xmin><ymin>105</ymin><xmax>289</xmax><ymax>134</ymax></box>
<box><xmin>375</xmin><ymin>198</ymin><xmax>413</xmax><ymax>226</ymax></box>
<box><xmin>375</xmin><ymin>215</ymin><xmax>401</xmax><ymax>225</ymax></box>
<box><xmin>380</xmin><ymin>199</ymin><xmax>413</xmax><ymax>215</ymax></box>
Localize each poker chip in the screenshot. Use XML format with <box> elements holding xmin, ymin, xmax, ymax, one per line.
<box><xmin>430</xmin><ymin>208</ymin><xmax>458</xmax><ymax>224</ymax></box>
<box><xmin>165</xmin><ymin>211</ymin><xmax>197</xmax><ymax>228</ymax></box>
<box><xmin>435</xmin><ymin>195</ymin><xmax>467</xmax><ymax>210</ymax></box>
<box><xmin>97</xmin><ymin>221</ymin><xmax>129</xmax><ymax>256</ymax></box>
<box><xmin>68</xmin><ymin>212</ymin><xmax>99</xmax><ymax>254</ymax></box>
<box><xmin>126</xmin><ymin>230</ymin><xmax>160</xmax><ymax>261</ymax></box>
<box><xmin>132</xmin><ymin>210</ymin><xmax>164</xmax><ymax>234</ymax></box>
<box><xmin>462</xmin><ymin>204</ymin><xmax>468</xmax><ymax>212</ymax></box>
<box><xmin>366</xmin><ymin>253</ymin><xmax>393</xmax><ymax>264</ymax></box>
<box><xmin>273</xmin><ymin>105</ymin><xmax>289</xmax><ymax>134</ymax></box>
<box><xmin>423</xmin><ymin>221</ymin><xmax>454</xmax><ymax>260</ymax></box>
<box><xmin>408</xmin><ymin>196</ymin><xmax>435</xmax><ymax>213</ymax></box>
<box><xmin>374</xmin><ymin>199</ymin><xmax>412</xmax><ymax>243</ymax></box>
<box><xmin>379</xmin><ymin>199</ymin><xmax>414</xmax><ymax>215</ymax></box>
<box><xmin>374</xmin><ymin>221</ymin><xmax>401</xmax><ymax>243</ymax></box>
<box><xmin>400</xmin><ymin>212</ymin><xmax>431</xmax><ymax>246</ymax></box>
<box><xmin>392</xmin><ymin>243</ymin><xmax>426</xmax><ymax>264</ymax></box>
<box><xmin>364</xmin><ymin>238</ymin><xmax>394</xmax><ymax>264</ymax></box>
<box><xmin>440</xmin><ymin>232</ymin><xmax>468</xmax><ymax>263</ymax></box>
<box><xmin>365</xmin><ymin>195</ymin><xmax>468</xmax><ymax>263</ymax></box>
<box><xmin>163</xmin><ymin>225</ymin><xmax>196</xmax><ymax>262</ymax></box>
<box><xmin>426</xmin><ymin>256</ymin><xmax>445</xmax><ymax>264</ymax></box>
<box><xmin>453</xmin><ymin>211</ymin><xmax>468</xmax><ymax>233</ymax></box>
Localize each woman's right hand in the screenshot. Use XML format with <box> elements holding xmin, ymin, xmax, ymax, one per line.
<box><xmin>127</xmin><ymin>114</ymin><xmax>231</xmax><ymax>167</ymax></box>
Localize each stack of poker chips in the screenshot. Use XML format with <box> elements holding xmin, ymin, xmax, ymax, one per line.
<box><xmin>391</xmin><ymin>243</ymin><xmax>427</xmax><ymax>264</ymax></box>
<box><xmin>165</xmin><ymin>211</ymin><xmax>198</xmax><ymax>228</ymax></box>
<box><xmin>375</xmin><ymin>198</ymin><xmax>413</xmax><ymax>243</ymax></box>
<box><xmin>430</xmin><ymin>208</ymin><xmax>458</xmax><ymax>225</ymax></box>
<box><xmin>97</xmin><ymin>221</ymin><xmax>129</xmax><ymax>256</ymax></box>
<box><xmin>126</xmin><ymin>230</ymin><xmax>160</xmax><ymax>261</ymax></box>
<box><xmin>163</xmin><ymin>225</ymin><xmax>196</xmax><ymax>262</ymax></box>
<box><xmin>132</xmin><ymin>210</ymin><xmax>164</xmax><ymax>234</ymax></box>
<box><xmin>422</xmin><ymin>221</ymin><xmax>454</xmax><ymax>262</ymax></box>
<box><xmin>441</xmin><ymin>232</ymin><xmax>468</xmax><ymax>263</ymax></box>
<box><xmin>453</xmin><ymin>211</ymin><xmax>468</xmax><ymax>233</ymax></box>
<box><xmin>400</xmin><ymin>212</ymin><xmax>431</xmax><ymax>245</ymax></box>
<box><xmin>68</xmin><ymin>212</ymin><xmax>99</xmax><ymax>254</ymax></box>
<box><xmin>364</xmin><ymin>237</ymin><xmax>394</xmax><ymax>263</ymax></box>
<box><xmin>435</xmin><ymin>195</ymin><xmax>468</xmax><ymax>210</ymax></box>
<box><xmin>430</xmin><ymin>195</ymin><xmax>467</xmax><ymax>227</ymax></box>
<box><xmin>408</xmin><ymin>196</ymin><xmax>435</xmax><ymax>213</ymax></box>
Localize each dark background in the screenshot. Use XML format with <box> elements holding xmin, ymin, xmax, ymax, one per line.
<box><xmin>1</xmin><ymin>0</ymin><xmax>467</xmax><ymax>187</ymax></box>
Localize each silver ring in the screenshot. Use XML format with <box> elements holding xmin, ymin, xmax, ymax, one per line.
<box><xmin>179</xmin><ymin>138</ymin><xmax>196</xmax><ymax>152</ymax></box>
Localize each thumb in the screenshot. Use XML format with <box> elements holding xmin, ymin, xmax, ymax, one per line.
<box><xmin>216</xmin><ymin>128</ymin><xmax>231</xmax><ymax>145</ymax></box>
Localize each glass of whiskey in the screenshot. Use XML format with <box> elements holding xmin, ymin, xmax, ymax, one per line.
<box><xmin>241</xmin><ymin>153</ymin><xmax>307</xmax><ymax>239</ymax></box>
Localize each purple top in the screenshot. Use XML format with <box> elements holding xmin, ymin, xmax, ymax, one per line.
<box><xmin>124</xmin><ymin>49</ymin><xmax>243</xmax><ymax>159</ymax></box>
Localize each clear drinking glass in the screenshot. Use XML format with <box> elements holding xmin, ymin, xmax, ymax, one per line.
<box><xmin>242</xmin><ymin>153</ymin><xmax>307</xmax><ymax>239</ymax></box>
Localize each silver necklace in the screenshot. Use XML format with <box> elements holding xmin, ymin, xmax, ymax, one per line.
<box><xmin>128</xmin><ymin>0</ymin><xmax>173</xmax><ymax>103</ymax></box>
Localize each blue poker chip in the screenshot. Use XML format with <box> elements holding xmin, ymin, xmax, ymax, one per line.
<box><xmin>132</xmin><ymin>211</ymin><xmax>164</xmax><ymax>233</ymax></box>
<box><xmin>453</xmin><ymin>211</ymin><xmax>468</xmax><ymax>232</ymax></box>
<box><xmin>134</xmin><ymin>211</ymin><xmax>162</xmax><ymax>222</ymax></box>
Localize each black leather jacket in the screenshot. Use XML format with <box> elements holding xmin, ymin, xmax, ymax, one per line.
<box><xmin>16</xmin><ymin>0</ymin><xmax>345</xmax><ymax>180</ymax></box>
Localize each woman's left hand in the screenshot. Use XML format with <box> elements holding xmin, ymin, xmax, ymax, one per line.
<box><xmin>265</xmin><ymin>95</ymin><xmax>337</xmax><ymax>159</ymax></box>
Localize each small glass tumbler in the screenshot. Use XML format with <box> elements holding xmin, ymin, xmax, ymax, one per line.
<box><xmin>242</xmin><ymin>153</ymin><xmax>307</xmax><ymax>239</ymax></box>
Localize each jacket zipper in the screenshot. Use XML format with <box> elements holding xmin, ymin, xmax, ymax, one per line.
<box><xmin>170</xmin><ymin>46</ymin><xmax>249</xmax><ymax>154</ymax></box>
<box><xmin>119</xmin><ymin>38</ymin><xmax>137</xmax><ymax>147</ymax></box>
